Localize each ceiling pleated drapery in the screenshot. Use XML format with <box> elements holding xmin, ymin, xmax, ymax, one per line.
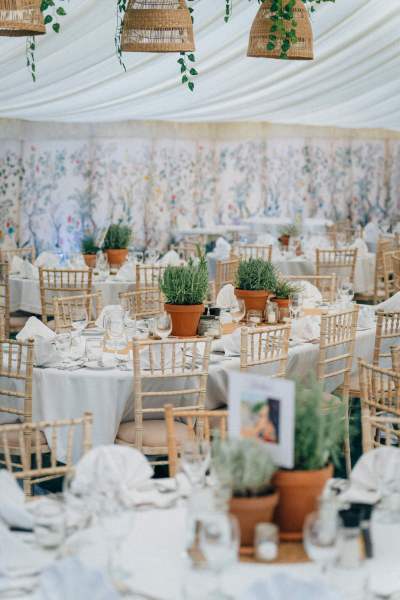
<box><xmin>0</xmin><ymin>0</ymin><xmax>398</xmax><ymax>129</ymax></box>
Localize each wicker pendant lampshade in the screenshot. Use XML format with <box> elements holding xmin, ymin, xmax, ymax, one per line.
<box><xmin>0</xmin><ymin>0</ymin><xmax>45</xmax><ymax>36</ymax></box>
<box><xmin>121</xmin><ymin>0</ymin><xmax>195</xmax><ymax>53</ymax></box>
<box><xmin>248</xmin><ymin>0</ymin><xmax>313</xmax><ymax>60</ymax></box>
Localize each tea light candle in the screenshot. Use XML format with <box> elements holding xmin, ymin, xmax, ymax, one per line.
<box><xmin>254</xmin><ymin>523</ymin><xmax>279</xmax><ymax>562</ymax></box>
<box><xmin>256</xmin><ymin>540</ymin><xmax>278</xmax><ymax>561</ymax></box>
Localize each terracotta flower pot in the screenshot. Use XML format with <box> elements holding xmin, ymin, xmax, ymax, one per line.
<box><xmin>235</xmin><ymin>289</ymin><xmax>271</xmax><ymax>317</ymax></box>
<box><xmin>230</xmin><ymin>491</ymin><xmax>279</xmax><ymax>547</ymax></box>
<box><xmin>83</xmin><ymin>254</ymin><xmax>97</xmax><ymax>268</ymax></box>
<box><xmin>164</xmin><ymin>303</ymin><xmax>204</xmax><ymax>337</ymax></box>
<box><xmin>105</xmin><ymin>248</ymin><xmax>128</xmax><ymax>268</ymax></box>
<box><xmin>271</xmin><ymin>297</ymin><xmax>290</xmax><ymax>322</ymax></box>
<box><xmin>279</xmin><ymin>234</ymin><xmax>290</xmax><ymax>248</ymax></box>
<box><xmin>273</xmin><ymin>465</ymin><xmax>333</xmax><ymax>541</ymax></box>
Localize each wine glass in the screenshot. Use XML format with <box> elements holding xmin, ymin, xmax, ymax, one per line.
<box><xmin>303</xmin><ymin>511</ymin><xmax>339</xmax><ymax>575</ymax></box>
<box><xmin>289</xmin><ymin>293</ymin><xmax>302</xmax><ymax>320</ymax></box>
<box><xmin>230</xmin><ymin>299</ymin><xmax>245</xmax><ymax>324</ymax></box>
<box><xmin>70</xmin><ymin>306</ymin><xmax>88</xmax><ymax>335</ymax></box>
<box><xmin>154</xmin><ymin>312</ymin><xmax>172</xmax><ymax>339</ymax></box>
<box><xmin>180</xmin><ymin>440</ymin><xmax>211</xmax><ymax>489</ymax></box>
<box><xmin>198</xmin><ymin>512</ymin><xmax>240</xmax><ymax>599</ymax></box>
<box><xmin>338</xmin><ymin>279</ymin><xmax>354</xmax><ymax>306</ymax></box>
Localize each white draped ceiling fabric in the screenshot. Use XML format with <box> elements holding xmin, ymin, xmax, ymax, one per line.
<box><xmin>0</xmin><ymin>0</ymin><xmax>399</xmax><ymax>127</ymax></box>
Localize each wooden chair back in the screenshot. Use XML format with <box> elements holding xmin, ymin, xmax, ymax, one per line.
<box><xmin>240</xmin><ymin>324</ymin><xmax>290</xmax><ymax>377</ymax></box>
<box><xmin>53</xmin><ymin>291</ymin><xmax>103</xmax><ymax>333</ymax></box>
<box><xmin>0</xmin><ymin>246</ymin><xmax>36</xmax><ymax>263</ymax></box>
<box><xmin>164</xmin><ymin>404</ymin><xmax>228</xmax><ymax>477</ymax></box>
<box><xmin>215</xmin><ymin>257</ymin><xmax>239</xmax><ymax>295</ymax></box>
<box><xmin>0</xmin><ymin>338</ymin><xmax>34</xmax><ymax>425</ymax></box>
<box><xmin>373</xmin><ymin>311</ymin><xmax>400</xmax><ymax>369</ymax></box>
<box><xmin>178</xmin><ymin>241</ymin><xmax>200</xmax><ymax>261</ymax></box>
<box><xmin>391</xmin><ymin>251</ymin><xmax>400</xmax><ymax>293</ymax></box>
<box><xmin>0</xmin><ymin>413</ymin><xmax>92</xmax><ymax>497</ymax></box>
<box><xmin>361</xmin><ymin>414</ymin><xmax>400</xmax><ymax>452</ymax></box>
<box><xmin>235</xmin><ymin>244</ymin><xmax>272</xmax><ymax>262</ymax></box>
<box><xmin>39</xmin><ymin>268</ymin><xmax>93</xmax><ymax>324</ymax></box>
<box><xmin>285</xmin><ymin>274</ymin><xmax>337</xmax><ymax>304</ymax></box>
<box><xmin>316</xmin><ymin>249</ymin><xmax>357</xmax><ymax>285</ymax></box>
<box><xmin>126</xmin><ymin>337</ymin><xmax>212</xmax><ymax>459</ymax></box>
<box><xmin>0</xmin><ymin>308</ymin><xmax>5</xmax><ymax>339</ymax></box>
<box><xmin>119</xmin><ymin>288</ymin><xmax>164</xmax><ymax>320</ymax></box>
<box><xmin>391</xmin><ymin>346</ymin><xmax>400</xmax><ymax>371</ymax></box>
<box><xmin>135</xmin><ymin>264</ymin><xmax>166</xmax><ymax>290</ymax></box>
<box><xmin>0</xmin><ymin>261</ymin><xmax>10</xmax><ymax>337</ymax></box>
<box><xmin>382</xmin><ymin>251</ymin><xmax>396</xmax><ymax>299</ymax></box>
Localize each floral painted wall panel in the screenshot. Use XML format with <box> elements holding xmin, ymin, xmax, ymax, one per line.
<box><xmin>266</xmin><ymin>138</ymin><xmax>306</xmax><ymax>218</ymax></box>
<box><xmin>350</xmin><ymin>140</ymin><xmax>387</xmax><ymax>225</ymax></box>
<box><xmin>0</xmin><ymin>141</ymin><xmax>22</xmax><ymax>247</ymax></box>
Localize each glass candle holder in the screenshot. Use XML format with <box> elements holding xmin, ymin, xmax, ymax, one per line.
<box><xmin>254</xmin><ymin>523</ymin><xmax>279</xmax><ymax>561</ymax></box>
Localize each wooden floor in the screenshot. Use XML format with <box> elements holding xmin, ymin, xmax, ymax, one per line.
<box><xmin>240</xmin><ymin>542</ymin><xmax>308</xmax><ymax>564</ymax></box>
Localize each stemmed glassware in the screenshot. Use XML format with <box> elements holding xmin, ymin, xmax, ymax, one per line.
<box><xmin>180</xmin><ymin>440</ymin><xmax>211</xmax><ymax>489</ymax></box>
<box><xmin>154</xmin><ymin>312</ymin><xmax>172</xmax><ymax>339</ymax></box>
<box><xmin>338</xmin><ymin>279</ymin><xmax>354</xmax><ymax>306</ymax></box>
<box><xmin>70</xmin><ymin>306</ymin><xmax>88</xmax><ymax>335</ymax></box>
<box><xmin>105</xmin><ymin>315</ymin><xmax>128</xmax><ymax>368</ymax></box>
<box><xmin>230</xmin><ymin>299</ymin><xmax>245</xmax><ymax>325</ymax></box>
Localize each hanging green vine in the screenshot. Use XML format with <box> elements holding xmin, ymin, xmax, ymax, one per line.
<box><xmin>224</xmin><ymin>0</ymin><xmax>233</xmax><ymax>23</ymax></box>
<box><xmin>115</xmin><ymin>0</ymin><xmax>128</xmax><ymax>72</ymax></box>
<box><xmin>26</xmin><ymin>0</ymin><xmax>68</xmax><ymax>81</ymax></box>
<box><xmin>178</xmin><ymin>0</ymin><xmax>198</xmax><ymax>92</ymax></box>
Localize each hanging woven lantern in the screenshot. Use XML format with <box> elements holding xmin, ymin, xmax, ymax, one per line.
<box><xmin>248</xmin><ymin>0</ymin><xmax>313</xmax><ymax>60</ymax></box>
<box><xmin>121</xmin><ymin>0</ymin><xmax>195</xmax><ymax>53</ymax></box>
<box><xmin>0</xmin><ymin>0</ymin><xmax>45</xmax><ymax>36</ymax></box>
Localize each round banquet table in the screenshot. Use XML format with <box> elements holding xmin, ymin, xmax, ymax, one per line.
<box><xmin>9</xmin><ymin>276</ymin><xmax>135</xmax><ymax>314</ymax></box>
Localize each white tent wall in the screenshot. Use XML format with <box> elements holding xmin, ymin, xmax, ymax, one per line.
<box><xmin>0</xmin><ymin>120</ymin><xmax>399</xmax><ymax>253</ymax></box>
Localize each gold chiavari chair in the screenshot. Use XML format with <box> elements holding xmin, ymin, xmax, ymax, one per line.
<box><xmin>359</xmin><ymin>359</ymin><xmax>400</xmax><ymax>453</ymax></box>
<box><xmin>164</xmin><ymin>404</ymin><xmax>228</xmax><ymax>477</ymax></box>
<box><xmin>39</xmin><ymin>268</ymin><xmax>93</xmax><ymax>324</ymax></box>
<box><xmin>240</xmin><ymin>325</ymin><xmax>290</xmax><ymax>377</ymax></box>
<box><xmin>0</xmin><ymin>338</ymin><xmax>34</xmax><ymax>495</ymax></box>
<box><xmin>357</xmin><ymin>238</ymin><xmax>394</xmax><ymax>304</ymax></box>
<box><xmin>391</xmin><ymin>346</ymin><xmax>400</xmax><ymax>371</ymax></box>
<box><xmin>361</xmin><ymin>415</ymin><xmax>400</xmax><ymax>452</ymax></box>
<box><xmin>0</xmin><ymin>308</ymin><xmax>5</xmax><ymax>338</ymax></box>
<box><xmin>317</xmin><ymin>306</ymin><xmax>359</xmax><ymax>474</ymax></box>
<box><xmin>234</xmin><ymin>244</ymin><xmax>272</xmax><ymax>262</ymax></box>
<box><xmin>373</xmin><ymin>311</ymin><xmax>400</xmax><ymax>369</ymax></box>
<box><xmin>53</xmin><ymin>291</ymin><xmax>103</xmax><ymax>334</ymax></box>
<box><xmin>116</xmin><ymin>337</ymin><xmax>212</xmax><ymax>465</ymax></box>
<box><xmin>382</xmin><ymin>251</ymin><xmax>396</xmax><ymax>299</ymax></box>
<box><xmin>178</xmin><ymin>240</ymin><xmax>201</xmax><ymax>261</ymax></box>
<box><xmin>0</xmin><ymin>246</ymin><xmax>36</xmax><ymax>263</ymax></box>
<box><xmin>135</xmin><ymin>264</ymin><xmax>167</xmax><ymax>290</ymax></box>
<box><xmin>215</xmin><ymin>257</ymin><xmax>239</xmax><ymax>296</ymax></box>
<box><xmin>119</xmin><ymin>288</ymin><xmax>163</xmax><ymax>320</ymax></box>
<box><xmin>316</xmin><ymin>249</ymin><xmax>357</xmax><ymax>286</ymax></box>
<box><xmin>327</xmin><ymin>221</ymin><xmax>356</xmax><ymax>247</ymax></box>
<box><xmin>0</xmin><ymin>413</ymin><xmax>93</xmax><ymax>497</ymax></box>
<box><xmin>0</xmin><ymin>261</ymin><xmax>28</xmax><ymax>337</ymax></box>
<box><xmin>285</xmin><ymin>275</ymin><xmax>338</xmax><ymax>304</ymax></box>
<box><xmin>392</xmin><ymin>251</ymin><xmax>400</xmax><ymax>293</ymax></box>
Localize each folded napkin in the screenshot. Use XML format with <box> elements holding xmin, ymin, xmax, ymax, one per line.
<box><xmin>21</xmin><ymin>260</ymin><xmax>39</xmax><ymax>280</ymax></box>
<box><xmin>17</xmin><ymin>316</ymin><xmax>59</xmax><ymax>367</ymax></box>
<box><xmin>357</xmin><ymin>305</ymin><xmax>375</xmax><ymax>329</ymax></box>
<box><xmin>340</xmin><ymin>447</ymin><xmax>400</xmax><ymax>504</ymax></box>
<box><xmin>214</xmin><ymin>237</ymin><xmax>231</xmax><ymax>260</ymax></box>
<box><xmin>349</xmin><ymin>237</ymin><xmax>368</xmax><ymax>257</ymax></box>
<box><xmin>114</xmin><ymin>261</ymin><xmax>134</xmax><ymax>281</ymax></box>
<box><xmin>216</xmin><ymin>284</ymin><xmax>237</xmax><ymax>309</ymax></box>
<box><xmin>295</xmin><ymin>281</ymin><xmax>322</xmax><ymax>307</ymax></box>
<box><xmin>10</xmin><ymin>255</ymin><xmax>25</xmax><ymax>276</ymax></box>
<box><xmin>39</xmin><ymin>557</ymin><xmax>119</xmax><ymax>600</ymax></box>
<box><xmin>35</xmin><ymin>251</ymin><xmax>61</xmax><ymax>269</ymax></box>
<box><xmin>291</xmin><ymin>315</ymin><xmax>320</xmax><ymax>343</ymax></box>
<box><xmin>364</xmin><ymin>221</ymin><xmax>381</xmax><ymax>245</ymax></box>
<box><xmin>158</xmin><ymin>249</ymin><xmax>181</xmax><ymax>266</ymax></box>
<box><xmin>375</xmin><ymin>291</ymin><xmax>400</xmax><ymax>312</ymax></box>
<box><xmin>219</xmin><ymin>328</ymin><xmax>241</xmax><ymax>357</ymax></box>
<box><xmin>70</xmin><ymin>445</ymin><xmax>153</xmax><ymax>508</ymax></box>
<box><xmin>244</xmin><ymin>574</ymin><xmax>341</xmax><ymax>600</ymax></box>
<box><xmin>95</xmin><ymin>305</ymin><xmax>124</xmax><ymax>328</ymax></box>
<box><xmin>0</xmin><ymin>471</ymin><xmax>33</xmax><ymax>530</ymax></box>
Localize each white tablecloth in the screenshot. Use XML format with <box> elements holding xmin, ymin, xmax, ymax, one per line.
<box><xmin>9</xmin><ymin>277</ymin><xmax>135</xmax><ymax>314</ymax></box>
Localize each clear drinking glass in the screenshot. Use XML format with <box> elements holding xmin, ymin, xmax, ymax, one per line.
<box><xmin>70</xmin><ymin>306</ymin><xmax>88</xmax><ymax>335</ymax></box>
<box><xmin>154</xmin><ymin>312</ymin><xmax>172</xmax><ymax>339</ymax></box>
<box><xmin>338</xmin><ymin>279</ymin><xmax>354</xmax><ymax>306</ymax></box>
<box><xmin>303</xmin><ymin>511</ymin><xmax>339</xmax><ymax>575</ymax></box>
<box><xmin>54</xmin><ymin>333</ymin><xmax>71</xmax><ymax>365</ymax></box>
<box><xmin>85</xmin><ymin>337</ymin><xmax>103</xmax><ymax>365</ymax></box>
<box><xmin>106</xmin><ymin>317</ymin><xmax>128</xmax><ymax>354</ymax></box>
<box><xmin>230</xmin><ymin>299</ymin><xmax>245</xmax><ymax>324</ymax></box>
<box><xmin>180</xmin><ymin>440</ymin><xmax>211</xmax><ymax>489</ymax></box>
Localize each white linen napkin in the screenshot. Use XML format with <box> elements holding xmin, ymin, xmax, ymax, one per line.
<box><xmin>364</xmin><ymin>221</ymin><xmax>381</xmax><ymax>245</ymax></box>
<box><xmin>244</xmin><ymin>573</ymin><xmax>341</xmax><ymax>600</ymax></box>
<box><xmin>16</xmin><ymin>316</ymin><xmax>60</xmax><ymax>367</ymax></box>
<box><xmin>216</xmin><ymin>284</ymin><xmax>237</xmax><ymax>309</ymax></box>
<box><xmin>0</xmin><ymin>471</ymin><xmax>33</xmax><ymax>530</ymax></box>
<box><xmin>340</xmin><ymin>447</ymin><xmax>400</xmax><ymax>504</ymax></box>
<box><xmin>158</xmin><ymin>249</ymin><xmax>181</xmax><ymax>266</ymax></box>
<box><xmin>22</xmin><ymin>260</ymin><xmax>39</xmax><ymax>280</ymax></box>
<box><xmin>214</xmin><ymin>237</ymin><xmax>231</xmax><ymax>260</ymax></box>
<box><xmin>39</xmin><ymin>557</ymin><xmax>119</xmax><ymax>600</ymax></box>
<box><xmin>70</xmin><ymin>445</ymin><xmax>153</xmax><ymax>507</ymax></box>
<box><xmin>220</xmin><ymin>328</ymin><xmax>241</xmax><ymax>356</ymax></box>
<box><xmin>114</xmin><ymin>261</ymin><xmax>134</xmax><ymax>281</ymax></box>
<box><xmin>375</xmin><ymin>291</ymin><xmax>400</xmax><ymax>312</ymax></box>
<box><xmin>34</xmin><ymin>251</ymin><xmax>61</xmax><ymax>268</ymax></box>
<box><xmin>349</xmin><ymin>237</ymin><xmax>368</xmax><ymax>257</ymax></box>
<box><xmin>291</xmin><ymin>315</ymin><xmax>320</xmax><ymax>343</ymax></box>
<box><xmin>357</xmin><ymin>305</ymin><xmax>375</xmax><ymax>329</ymax></box>
<box><xmin>10</xmin><ymin>255</ymin><xmax>25</xmax><ymax>275</ymax></box>
<box><xmin>295</xmin><ymin>280</ymin><xmax>322</xmax><ymax>307</ymax></box>
<box><xmin>16</xmin><ymin>316</ymin><xmax>55</xmax><ymax>342</ymax></box>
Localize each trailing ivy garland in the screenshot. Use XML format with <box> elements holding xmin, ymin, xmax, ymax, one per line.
<box><xmin>26</xmin><ymin>0</ymin><xmax>68</xmax><ymax>81</ymax></box>
<box><xmin>115</xmin><ymin>0</ymin><xmax>128</xmax><ymax>72</ymax></box>
<box><xmin>178</xmin><ymin>0</ymin><xmax>198</xmax><ymax>92</ymax></box>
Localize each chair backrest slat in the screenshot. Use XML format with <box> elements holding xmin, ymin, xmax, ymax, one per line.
<box><xmin>53</xmin><ymin>291</ymin><xmax>103</xmax><ymax>333</ymax></box>
<box><xmin>119</xmin><ymin>288</ymin><xmax>163</xmax><ymax>320</ymax></box>
<box><xmin>235</xmin><ymin>244</ymin><xmax>272</xmax><ymax>262</ymax></box>
<box><xmin>135</xmin><ymin>264</ymin><xmax>166</xmax><ymax>290</ymax></box>
<box><xmin>39</xmin><ymin>268</ymin><xmax>93</xmax><ymax>324</ymax></box>
<box><xmin>316</xmin><ymin>249</ymin><xmax>357</xmax><ymax>286</ymax></box>
<box><xmin>0</xmin><ymin>262</ymin><xmax>10</xmax><ymax>337</ymax></box>
<box><xmin>240</xmin><ymin>324</ymin><xmax>290</xmax><ymax>377</ymax></box>
<box><xmin>215</xmin><ymin>257</ymin><xmax>239</xmax><ymax>295</ymax></box>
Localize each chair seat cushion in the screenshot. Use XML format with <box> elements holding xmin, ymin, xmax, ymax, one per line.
<box><xmin>117</xmin><ymin>419</ymin><xmax>189</xmax><ymax>448</ymax></box>
<box><xmin>9</xmin><ymin>315</ymin><xmax>29</xmax><ymax>333</ymax></box>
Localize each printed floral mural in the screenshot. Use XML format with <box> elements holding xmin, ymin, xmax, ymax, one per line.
<box><xmin>0</xmin><ymin>130</ymin><xmax>399</xmax><ymax>253</ymax></box>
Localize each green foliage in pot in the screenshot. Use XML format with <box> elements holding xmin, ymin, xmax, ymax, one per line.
<box><xmin>272</xmin><ymin>279</ymin><xmax>301</xmax><ymax>300</ymax></box>
<box><xmin>160</xmin><ymin>256</ymin><xmax>209</xmax><ymax>305</ymax></box>
<box><xmin>279</xmin><ymin>224</ymin><xmax>301</xmax><ymax>238</ymax></box>
<box><xmin>212</xmin><ymin>437</ymin><xmax>276</xmax><ymax>497</ymax></box>
<box><xmin>81</xmin><ymin>235</ymin><xmax>100</xmax><ymax>256</ymax></box>
<box><xmin>294</xmin><ymin>377</ymin><xmax>345</xmax><ymax>471</ymax></box>
<box><xmin>102</xmin><ymin>224</ymin><xmax>132</xmax><ymax>250</ymax></box>
<box><xmin>236</xmin><ymin>258</ymin><xmax>278</xmax><ymax>291</ymax></box>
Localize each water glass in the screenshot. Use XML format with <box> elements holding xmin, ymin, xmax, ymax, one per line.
<box><xmin>303</xmin><ymin>511</ymin><xmax>339</xmax><ymax>574</ymax></box>
<box><xmin>105</xmin><ymin>316</ymin><xmax>128</xmax><ymax>353</ymax></box>
<box><xmin>230</xmin><ymin>299</ymin><xmax>245</xmax><ymax>324</ymax></box>
<box><xmin>124</xmin><ymin>315</ymin><xmax>137</xmax><ymax>340</ymax></box>
<box><xmin>70</xmin><ymin>306</ymin><xmax>88</xmax><ymax>335</ymax></box>
<box><xmin>154</xmin><ymin>312</ymin><xmax>172</xmax><ymax>339</ymax></box>
<box><xmin>181</xmin><ymin>440</ymin><xmax>211</xmax><ymax>489</ymax></box>
<box><xmin>85</xmin><ymin>337</ymin><xmax>103</xmax><ymax>365</ymax></box>
<box><xmin>54</xmin><ymin>333</ymin><xmax>71</xmax><ymax>364</ymax></box>
<box><xmin>338</xmin><ymin>280</ymin><xmax>354</xmax><ymax>306</ymax></box>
